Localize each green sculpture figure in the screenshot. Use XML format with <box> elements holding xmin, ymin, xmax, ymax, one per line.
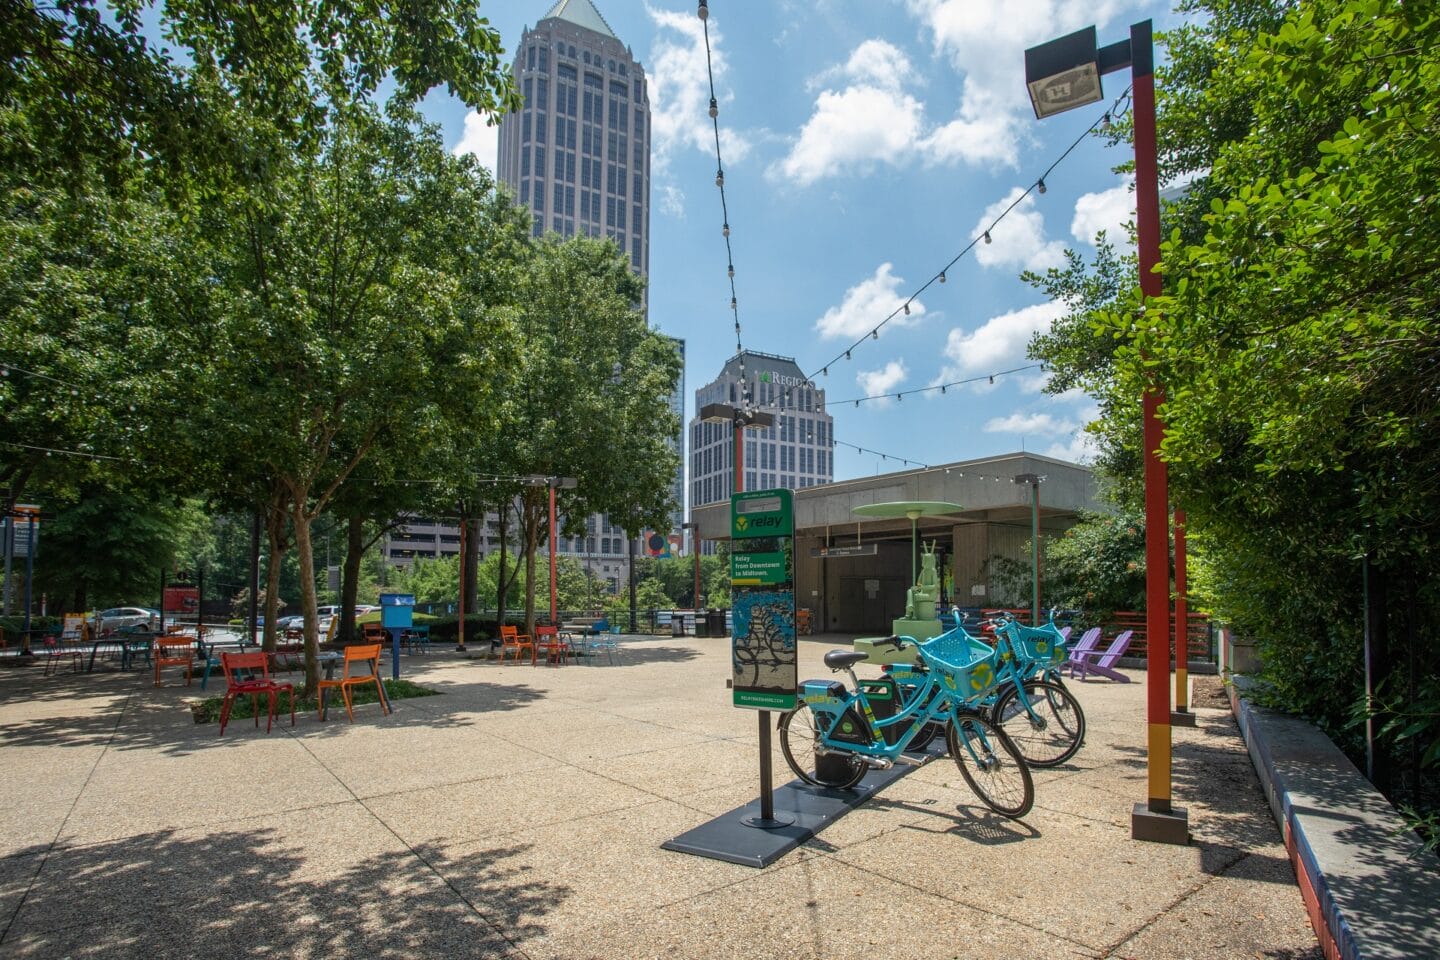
<box><xmin>905</xmin><ymin>541</ymin><xmax>939</xmax><ymax>621</ymax></box>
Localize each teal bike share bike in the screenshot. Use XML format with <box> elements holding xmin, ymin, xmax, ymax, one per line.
<box><xmin>778</xmin><ymin>631</ymin><xmax>1034</xmax><ymax>819</ymax></box>
<box><xmin>881</xmin><ymin>609</ymin><xmax>1085</xmax><ymax>768</ymax></box>
<box><xmin>982</xmin><ymin>611</ymin><xmax>1086</xmax><ymax>767</ymax></box>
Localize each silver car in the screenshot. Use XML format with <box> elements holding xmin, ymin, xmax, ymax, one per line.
<box><xmin>97</xmin><ymin>606</ymin><xmax>160</xmax><ymax>634</ymax></box>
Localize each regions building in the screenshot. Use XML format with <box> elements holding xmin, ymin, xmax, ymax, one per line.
<box><xmin>690</xmin><ymin>351</ymin><xmax>835</xmax><ymax>511</ymax></box>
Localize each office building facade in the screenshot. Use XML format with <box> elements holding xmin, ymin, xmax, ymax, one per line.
<box><xmin>690</xmin><ymin>351</ymin><xmax>834</xmax><ymax>510</ymax></box>
<box><xmin>496</xmin><ymin>0</ymin><xmax>651</xmax><ymax>288</ymax></box>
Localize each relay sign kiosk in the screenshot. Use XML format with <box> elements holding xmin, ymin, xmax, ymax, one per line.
<box><xmin>379</xmin><ymin>593</ymin><xmax>415</xmax><ymax>679</ymax></box>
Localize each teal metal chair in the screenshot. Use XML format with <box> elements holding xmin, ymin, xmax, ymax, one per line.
<box><xmin>402</xmin><ymin>625</ymin><xmax>431</xmax><ymax>654</ymax></box>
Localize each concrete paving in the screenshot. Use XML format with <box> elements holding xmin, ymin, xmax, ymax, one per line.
<box><xmin>0</xmin><ymin>635</ymin><xmax>1321</xmax><ymax>959</ymax></box>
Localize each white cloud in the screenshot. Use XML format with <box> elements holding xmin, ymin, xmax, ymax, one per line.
<box><xmin>973</xmin><ymin>187</ymin><xmax>1065</xmax><ymax>272</ymax></box>
<box><xmin>984</xmin><ymin>411</ymin><xmax>1076</xmax><ymax>436</ymax></box>
<box><xmin>934</xmin><ymin>300</ymin><xmax>1063</xmax><ymax>385</ymax></box>
<box><xmin>1072</xmin><ymin>175</ymin><xmax>1135</xmax><ymax>249</ymax></box>
<box><xmin>648</xmin><ymin>6</ymin><xmax>752</xmax><ymax>174</ymax></box>
<box><xmin>453</xmin><ymin>111</ymin><xmax>498</xmax><ymax>175</ymax></box>
<box><xmin>916</xmin><ymin>96</ymin><xmax>1021</xmax><ymax>167</ymax></box>
<box><xmin>857</xmin><ymin>360</ymin><xmax>909</xmax><ymax>407</ymax></box>
<box><xmin>814</xmin><ymin>263</ymin><xmax>927</xmax><ymax>340</ymax></box>
<box><xmin>1045</xmin><ymin>430</ymin><xmax>1099</xmax><ymax>463</ymax></box>
<box><xmin>658</xmin><ymin>184</ymin><xmax>686</xmax><ymax>218</ymax></box>
<box><xmin>774</xmin><ymin>41</ymin><xmax>924</xmax><ymax>186</ymax></box>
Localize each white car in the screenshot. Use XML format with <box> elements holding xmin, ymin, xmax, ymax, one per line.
<box><xmin>98</xmin><ymin>606</ymin><xmax>160</xmax><ymax>634</ymax></box>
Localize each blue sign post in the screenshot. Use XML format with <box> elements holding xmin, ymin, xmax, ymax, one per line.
<box><xmin>379</xmin><ymin>593</ymin><xmax>415</xmax><ymax>679</ymax></box>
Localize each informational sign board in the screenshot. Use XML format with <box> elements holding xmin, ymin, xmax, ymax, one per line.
<box><xmin>730</xmin><ymin>489</ymin><xmax>796</xmax><ymax>711</ymax></box>
<box><xmin>809</xmin><ymin>544</ymin><xmax>879</xmax><ymax>559</ymax></box>
<box><xmin>6</xmin><ymin>505</ymin><xmax>40</xmax><ymax>558</ymax></box>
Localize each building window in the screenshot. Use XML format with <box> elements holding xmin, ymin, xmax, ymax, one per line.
<box><xmin>540</xmin><ymin>46</ymin><xmax>549</xmax><ymax>71</ymax></box>
<box><xmin>527</xmin><ymin>46</ymin><xmax>536</xmax><ymax>70</ymax></box>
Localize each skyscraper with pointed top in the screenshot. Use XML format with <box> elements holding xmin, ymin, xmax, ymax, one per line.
<box><xmin>498</xmin><ymin>0</ymin><xmax>651</xmax><ymax>293</ymax></box>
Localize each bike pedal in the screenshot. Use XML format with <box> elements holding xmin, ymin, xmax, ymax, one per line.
<box><xmin>861</xmin><ymin>756</ymin><xmax>893</xmax><ymax>770</ymax></box>
<box><xmin>894</xmin><ymin>754</ymin><xmax>927</xmax><ymax>767</ymax></box>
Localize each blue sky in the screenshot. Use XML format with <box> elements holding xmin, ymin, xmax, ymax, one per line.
<box><xmin>431</xmin><ymin>0</ymin><xmax>1183</xmax><ymax>481</ymax></box>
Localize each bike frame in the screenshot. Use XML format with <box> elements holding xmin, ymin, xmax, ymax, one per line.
<box><xmin>808</xmin><ymin>659</ymin><xmax>987</xmax><ymax>763</ymax></box>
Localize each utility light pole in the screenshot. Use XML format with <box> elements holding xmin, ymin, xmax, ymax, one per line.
<box><xmin>1026</xmin><ymin>19</ymin><xmax>1188</xmax><ymax>845</ymax></box>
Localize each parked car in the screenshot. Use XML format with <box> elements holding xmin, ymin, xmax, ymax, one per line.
<box><xmin>97</xmin><ymin>607</ymin><xmax>160</xmax><ymax>634</ymax></box>
<box><xmin>275</xmin><ymin>614</ymin><xmax>305</xmax><ymax>630</ymax></box>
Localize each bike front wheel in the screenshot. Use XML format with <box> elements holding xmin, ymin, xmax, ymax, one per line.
<box><xmin>990</xmin><ymin>678</ymin><xmax>1086</xmax><ymax>767</ymax></box>
<box><xmin>778</xmin><ymin>708</ymin><xmax>867</xmax><ymax>789</ymax></box>
<box><xmin>947</xmin><ymin>713</ymin><xmax>1034</xmax><ymax>818</ymax></box>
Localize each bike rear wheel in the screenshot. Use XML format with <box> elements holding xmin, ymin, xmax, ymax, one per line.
<box><xmin>947</xmin><ymin>713</ymin><xmax>1033</xmax><ymax>818</ymax></box>
<box><xmin>778</xmin><ymin>708</ymin><xmax>867</xmax><ymax>789</ymax></box>
<box><xmin>991</xmin><ymin>678</ymin><xmax>1086</xmax><ymax>767</ymax></box>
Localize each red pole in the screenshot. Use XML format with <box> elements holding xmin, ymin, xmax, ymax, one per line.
<box><xmin>549</xmin><ymin>483</ymin><xmax>558</xmax><ymax>626</ymax></box>
<box><xmin>1132</xmin><ymin>20</ymin><xmax>1174</xmax><ymax>816</ymax></box>
<box><xmin>457</xmin><ymin>517</ymin><xmax>466</xmax><ymax>651</ymax></box>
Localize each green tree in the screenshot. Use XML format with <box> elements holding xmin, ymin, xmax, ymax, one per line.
<box><xmin>1029</xmin><ymin>0</ymin><xmax>1440</xmax><ymax>826</ymax></box>
<box><xmin>502</xmin><ymin>237</ymin><xmax>682</xmax><ymax>635</ymax></box>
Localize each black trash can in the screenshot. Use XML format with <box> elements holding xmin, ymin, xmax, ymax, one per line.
<box><xmin>694</xmin><ymin>613</ymin><xmax>710</xmax><ymax>638</ymax></box>
<box><xmin>671</xmin><ymin>613</ymin><xmax>686</xmax><ymax>637</ymax></box>
<box><xmin>707</xmin><ymin>608</ymin><xmax>728</xmax><ymax>637</ymax></box>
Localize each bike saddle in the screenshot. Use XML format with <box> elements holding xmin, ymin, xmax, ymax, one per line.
<box><xmin>824</xmin><ymin>650</ymin><xmax>871</xmax><ymax>671</ymax></box>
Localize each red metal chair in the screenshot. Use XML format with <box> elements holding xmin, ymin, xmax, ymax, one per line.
<box><xmin>218</xmin><ymin>651</ymin><xmax>295</xmax><ymax>735</ymax></box>
<box><xmin>534</xmin><ymin>625</ymin><xmax>568</xmax><ymax>666</ymax></box>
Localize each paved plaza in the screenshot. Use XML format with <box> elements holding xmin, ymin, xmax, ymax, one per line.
<box><xmin>0</xmin><ymin>636</ymin><xmax>1320</xmax><ymax>959</ymax></box>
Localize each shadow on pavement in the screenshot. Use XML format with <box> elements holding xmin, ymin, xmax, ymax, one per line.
<box><xmin>0</xmin><ymin>827</ymin><xmax>565</xmax><ymax>956</ymax></box>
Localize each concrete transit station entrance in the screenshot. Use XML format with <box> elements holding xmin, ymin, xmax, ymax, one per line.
<box><xmin>690</xmin><ymin>453</ymin><xmax>1100</xmax><ymax>633</ymax></box>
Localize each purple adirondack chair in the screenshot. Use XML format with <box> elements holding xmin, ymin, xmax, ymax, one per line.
<box><xmin>1059</xmin><ymin>626</ymin><xmax>1101</xmax><ymax>675</ymax></box>
<box><xmin>1066</xmin><ymin>629</ymin><xmax>1133</xmax><ymax>682</ymax></box>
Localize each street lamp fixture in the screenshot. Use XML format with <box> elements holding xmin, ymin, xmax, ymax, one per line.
<box><xmin>1026</xmin><ymin>20</ymin><xmax>1187</xmax><ymax>845</ymax></box>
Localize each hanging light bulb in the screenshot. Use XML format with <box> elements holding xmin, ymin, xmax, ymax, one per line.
<box><xmin>730</xmin><ymin>296</ymin><xmax>737</xmax><ymax>310</ymax></box>
<box><xmin>939</xmin><ymin>270</ymin><xmax>946</xmax><ymax>284</ymax></box>
<box><xmin>1102</xmin><ymin>112</ymin><xmax>1112</xmax><ymax>130</ymax></box>
<box><xmin>715</xmin><ymin>168</ymin><xmax>724</xmax><ymax>187</ymax></box>
<box><xmin>821</xmin><ymin>367</ymin><xmax>828</xmax><ymax>377</ymax></box>
<box><xmin>896</xmin><ymin>393</ymin><xmax>902</xmax><ymax>402</ymax></box>
<box><xmin>708</xmin><ymin>97</ymin><xmax>718</xmax><ymax>119</ymax></box>
<box><xmin>845</xmin><ymin>350</ymin><xmax>851</xmax><ymax>360</ymax></box>
<box><xmin>697</xmin><ymin>0</ymin><xmax>708</xmax><ymax>20</ymax></box>
<box><xmin>1037</xmin><ymin>178</ymin><xmax>1047</xmax><ymax>194</ymax></box>
<box><xmin>983</xmin><ymin>231</ymin><xmax>992</xmax><ymax>244</ymax></box>
<box><xmin>727</xmin><ymin>263</ymin><xmax>734</xmax><ymax>278</ymax></box>
<box><xmin>989</xmin><ymin>374</ymin><xmax>995</xmax><ymax>385</ymax></box>
<box><xmin>940</xmin><ymin>385</ymin><xmax>947</xmax><ymax>395</ymax></box>
<box><xmin>722</xmin><ymin>222</ymin><xmax>730</xmax><ymax>237</ymax></box>
<box><xmin>854</xmin><ymin>400</ymin><xmax>859</xmax><ymax>408</ymax></box>
<box><xmin>903</xmin><ymin>302</ymin><xmax>910</xmax><ymax>316</ymax></box>
<box><xmin>871</xmin><ymin>330</ymin><xmax>878</xmax><ymax>341</ymax></box>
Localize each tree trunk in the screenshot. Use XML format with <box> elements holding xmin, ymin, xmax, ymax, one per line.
<box><xmin>463</xmin><ymin>516</ymin><xmax>480</xmax><ymax>614</ymax></box>
<box><xmin>338</xmin><ymin>514</ymin><xmax>365</xmax><ymax>645</ymax></box>
<box><xmin>263</xmin><ymin>511</ymin><xmax>287</xmax><ymax>654</ymax></box>
<box><xmin>496</xmin><ymin>501</ymin><xmax>509</xmax><ymax>626</ymax></box>
<box><xmin>291</xmin><ymin>499</ymin><xmax>320</xmax><ymax>695</ymax></box>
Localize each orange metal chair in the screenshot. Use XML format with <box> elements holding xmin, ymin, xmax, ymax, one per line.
<box><xmin>218</xmin><ymin>651</ymin><xmax>294</xmax><ymax>734</ymax></box>
<box><xmin>361</xmin><ymin>622</ymin><xmax>387</xmax><ymax>646</ymax></box>
<box><xmin>317</xmin><ymin>643</ymin><xmax>390</xmax><ymax>722</ymax></box>
<box><xmin>153</xmin><ymin>635</ymin><xmax>196</xmax><ymax>687</ymax></box>
<box><xmin>534</xmin><ymin>625</ymin><xmax>568</xmax><ymax>666</ymax></box>
<box><xmin>498</xmin><ymin>625</ymin><xmax>534</xmax><ymax>664</ymax></box>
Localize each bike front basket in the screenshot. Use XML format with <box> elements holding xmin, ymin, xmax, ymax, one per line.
<box><xmin>918</xmin><ymin>629</ymin><xmax>999</xmax><ymax>698</ymax></box>
<box><xmin>1007</xmin><ymin>623</ymin><xmax>1068</xmax><ymax>665</ymax></box>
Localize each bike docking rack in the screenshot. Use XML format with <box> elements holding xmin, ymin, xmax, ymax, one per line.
<box><xmin>661</xmin><ymin>738</ymin><xmax>948</xmax><ymax>868</ymax></box>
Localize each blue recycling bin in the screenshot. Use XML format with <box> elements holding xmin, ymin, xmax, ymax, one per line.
<box><xmin>379</xmin><ymin>593</ymin><xmax>415</xmax><ymax>679</ymax></box>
